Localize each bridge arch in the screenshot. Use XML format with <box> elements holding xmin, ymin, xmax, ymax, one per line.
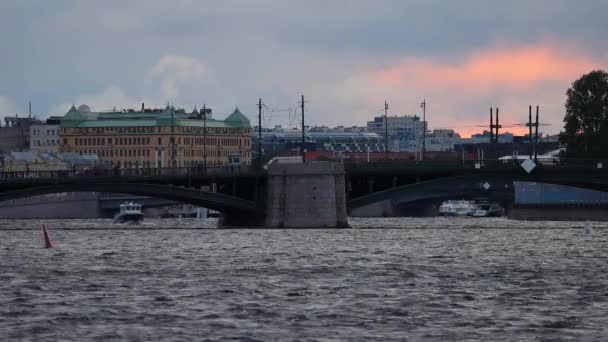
<box><xmin>0</xmin><ymin>183</ymin><xmax>263</xmax><ymax>214</ymax></box>
<box><xmin>347</xmin><ymin>172</ymin><xmax>608</xmax><ymax>211</ymax></box>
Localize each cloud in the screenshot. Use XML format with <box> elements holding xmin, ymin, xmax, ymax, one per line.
<box><xmin>51</xmin><ymin>86</ymin><xmax>152</xmax><ymax>115</ymax></box>
<box><xmin>323</xmin><ymin>41</ymin><xmax>603</xmax><ymax>136</ymax></box>
<box><xmin>372</xmin><ymin>42</ymin><xmax>597</xmax><ymax>91</ymax></box>
<box><xmin>5</xmin><ymin>1</ymin><xmax>608</xmax><ymax>136</ymax></box>
<box><xmin>0</xmin><ymin>96</ymin><xmax>14</xmax><ymax>114</ymax></box>
<box><xmin>149</xmin><ymin>55</ymin><xmax>209</xmax><ymax>101</ymax></box>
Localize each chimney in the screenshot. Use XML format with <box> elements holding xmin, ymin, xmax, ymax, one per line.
<box><xmin>141</xmin><ymin>103</ymin><xmax>145</xmax><ymax>111</ymax></box>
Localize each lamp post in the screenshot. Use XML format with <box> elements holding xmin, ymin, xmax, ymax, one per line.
<box><xmin>202</xmin><ymin>104</ymin><xmax>207</xmax><ymax>173</ymax></box>
<box><xmin>420</xmin><ymin>100</ymin><xmax>426</xmax><ymax>161</ymax></box>
<box><xmin>384</xmin><ymin>101</ymin><xmax>389</xmax><ymax>160</ymax></box>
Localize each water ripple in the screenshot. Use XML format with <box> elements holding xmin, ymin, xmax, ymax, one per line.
<box><xmin>1</xmin><ymin>218</ymin><xmax>607</xmax><ymax>340</ymax></box>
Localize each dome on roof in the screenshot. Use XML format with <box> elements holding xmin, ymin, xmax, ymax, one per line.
<box><xmin>64</xmin><ymin>104</ymin><xmax>85</xmax><ymax>120</ymax></box>
<box><xmin>77</xmin><ymin>104</ymin><xmax>91</xmax><ymax>113</ymax></box>
<box><xmin>225</xmin><ymin>106</ymin><xmax>250</xmax><ymax>126</ymax></box>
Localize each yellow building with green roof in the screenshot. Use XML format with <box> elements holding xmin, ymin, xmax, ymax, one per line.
<box><xmin>59</xmin><ymin>104</ymin><xmax>252</xmax><ymax>168</ymax></box>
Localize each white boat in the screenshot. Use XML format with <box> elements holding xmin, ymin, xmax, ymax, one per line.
<box><xmin>114</xmin><ymin>202</ymin><xmax>144</xmax><ymax>224</ymax></box>
<box><xmin>438</xmin><ymin>200</ymin><xmax>478</xmax><ymax>216</ymax></box>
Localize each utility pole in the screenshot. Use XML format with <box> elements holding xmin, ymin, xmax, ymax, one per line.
<box><xmin>202</xmin><ymin>104</ymin><xmax>207</xmax><ymax>172</ymax></box>
<box><xmin>528</xmin><ymin>105</ymin><xmax>533</xmax><ymax>160</ymax></box>
<box><xmin>495</xmin><ymin>107</ymin><xmax>500</xmax><ymax>140</ymax></box>
<box><xmin>384</xmin><ymin>100</ymin><xmax>389</xmax><ymax>160</ymax></box>
<box><xmin>258</xmin><ymin>98</ymin><xmax>263</xmax><ymax>168</ymax></box>
<box><xmin>300</xmin><ymin>95</ymin><xmax>306</xmax><ymax>162</ymax></box>
<box><xmin>421</xmin><ymin>100</ymin><xmax>426</xmax><ymax>161</ymax></box>
<box><xmin>490</xmin><ymin>107</ymin><xmax>494</xmax><ymax>143</ymax></box>
<box><xmin>534</xmin><ymin>105</ymin><xmax>539</xmax><ymax>163</ymax></box>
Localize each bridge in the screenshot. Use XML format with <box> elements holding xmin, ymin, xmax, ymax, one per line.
<box><xmin>1</xmin><ymin>160</ymin><xmax>607</xmax><ymax>226</ymax></box>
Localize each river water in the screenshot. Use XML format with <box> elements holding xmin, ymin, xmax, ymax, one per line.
<box><xmin>2</xmin><ymin>218</ymin><xmax>608</xmax><ymax>341</ymax></box>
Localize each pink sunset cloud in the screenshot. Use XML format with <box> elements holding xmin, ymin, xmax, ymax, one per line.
<box><xmin>353</xmin><ymin>41</ymin><xmax>604</xmax><ymax>137</ymax></box>
<box><xmin>373</xmin><ymin>42</ymin><xmax>598</xmax><ymax>90</ymax></box>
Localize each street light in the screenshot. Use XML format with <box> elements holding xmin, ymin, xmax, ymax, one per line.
<box><xmin>420</xmin><ymin>100</ymin><xmax>426</xmax><ymax>161</ymax></box>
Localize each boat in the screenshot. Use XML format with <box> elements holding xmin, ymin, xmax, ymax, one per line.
<box><xmin>113</xmin><ymin>202</ymin><xmax>144</xmax><ymax>224</ymax></box>
<box><xmin>472</xmin><ymin>201</ymin><xmax>503</xmax><ymax>217</ymax></box>
<box><xmin>438</xmin><ymin>199</ymin><xmax>504</xmax><ymax>218</ymax></box>
<box><xmin>438</xmin><ymin>200</ymin><xmax>478</xmax><ymax>216</ymax></box>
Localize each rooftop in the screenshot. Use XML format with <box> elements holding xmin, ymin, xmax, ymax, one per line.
<box><xmin>60</xmin><ymin>104</ymin><xmax>251</xmax><ymax>129</ymax></box>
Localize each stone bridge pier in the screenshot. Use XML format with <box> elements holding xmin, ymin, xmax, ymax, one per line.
<box><xmin>219</xmin><ymin>162</ymin><xmax>349</xmax><ymax>228</ymax></box>
<box><xmin>263</xmin><ymin>162</ymin><xmax>349</xmax><ymax>228</ymax></box>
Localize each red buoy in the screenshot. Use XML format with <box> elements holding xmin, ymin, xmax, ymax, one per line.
<box><xmin>41</xmin><ymin>224</ymin><xmax>54</xmax><ymax>248</ymax></box>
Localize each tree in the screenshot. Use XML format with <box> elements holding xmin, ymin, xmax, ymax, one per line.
<box><xmin>561</xmin><ymin>70</ymin><xmax>608</xmax><ymax>157</ymax></box>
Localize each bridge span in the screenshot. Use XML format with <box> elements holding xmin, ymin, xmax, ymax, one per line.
<box><xmin>1</xmin><ymin>161</ymin><xmax>608</xmax><ymax>226</ymax></box>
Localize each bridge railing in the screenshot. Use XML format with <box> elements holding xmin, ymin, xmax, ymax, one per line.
<box><xmin>343</xmin><ymin>158</ymin><xmax>608</xmax><ymax>171</ymax></box>
<box><xmin>0</xmin><ymin>165</ymin><xmax>262</xmax><ymax>181</ymax></box>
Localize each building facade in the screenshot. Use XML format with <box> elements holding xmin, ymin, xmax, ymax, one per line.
<box><xmin>0</xmin><ymin>116</ymin><xmax>41</xmax><ymax>153</ymax></box>
<box><xmin>59</xmin><ymin>105</ymin><xmax>252</xmax><ymax>168</ymax></box>
<box><xmin>425</xmin><ymin>129</ymin><xmax>462</xmax><ymax>152</ymax></box>
<box><xmin>366</xmin><ymin>115</ymin><xmax>426</xmax><ymax>152</ymax></box>
<box><xmin>254</xmin><ymin>130</ymin><xmax>385</xmax><ymax>157</ymax></box>
<box><xmin>30</xmin><ymin>123</ymin><xmax>61</xmax><ymax>153</ymax></box>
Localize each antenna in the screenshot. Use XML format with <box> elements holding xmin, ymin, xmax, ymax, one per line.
<box><xmin>300</xmin><ymin>95</ymin><xmax>307</xmax><ymax>162</ymax></box>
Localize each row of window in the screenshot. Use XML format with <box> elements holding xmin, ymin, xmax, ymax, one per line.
<box><xmin>109</xmin><ymin>159</ymin><xmax>236</xmax><ymax>169</ymax></box>
<box><xmin>34</xmin><ymin>139</ymin><xmax>59</xmax><ymax>146</ymax></box>
<box><xmin>69</xmin><ymin>136</ymin><xmax>249</xmax><ymax>147</ymax></box>
<box><xmin>68</xmin><ymin>126</ymin><xmax>250</xmax><ymax>135</ymax></box>
<box><xmin>32</xmin><ymin>129</ymin><xmax>58</xmax><ymax>136</ymax></box>
<box><xmin>73</xmin><ymin>149</ymin><xmax>251</xmax><ymax>159</ymax></box>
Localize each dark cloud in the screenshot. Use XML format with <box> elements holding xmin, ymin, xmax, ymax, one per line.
<box><xmin>0</xmin><ymin>0</ymin><xmax>606</xmax><ymax>132</ymax></box>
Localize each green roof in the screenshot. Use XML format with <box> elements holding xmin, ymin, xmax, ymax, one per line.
<box><xmin>225</xmin><ymin>106</ymin><xmax>251</xmax><ymax>126</ymax></box>
<box><xmin>60</xmin><ymin>106</ymin><xmax>251</xmax><ymax>129</ymax></box>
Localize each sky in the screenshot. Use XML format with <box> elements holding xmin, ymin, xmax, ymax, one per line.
<box><xmin>0</xmin><ymin>0</ymin><xmax>607</xmax><ymax>137</ymax></box>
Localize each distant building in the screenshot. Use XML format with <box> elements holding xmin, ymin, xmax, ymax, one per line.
<box><xmin>30</xmin><ymin>121</ymin><xmax>61</xmax><ymax>153</ymax></box>
<box><xmin>366</xmin><ymin>115</ymin><xmax>426</xmax><ymax>152</ymax></box>
<box><xmin>59</xmin><ymin>104</ymin><xmax>252</xmax><ymax>168</ymax></box>
<box><xmin>466</xmin><ymin>130</ymin><xmax>514</xmax><ymax>144</ymax></box>
<box><xmin>0</xmin><ymin>116</ymin><xmax>41</xmax><ymax>153</ymax></box>
<box><xmin>3</xmin><ymin>151</ymin><xmax>67</xmax><ymax>172</ymax></box>
<box><xmin>253</xmin><ymin>130</ymin><xmax>385</xmax><ymax>157</ymax></box>
<box><xmin>426</xmin><ymin>129</ymin><xmax>462</xmax><ymax>152</ymax></box>
<box><xmin>2</xmin><ymin>151</ymin><xmax>102</xmax><ymax>173</ymax></box>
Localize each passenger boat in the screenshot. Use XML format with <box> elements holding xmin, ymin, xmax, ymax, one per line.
<box><xmin>113</xmin><ymin>202</ymin><xmax>144</xmax><ymax>224</ymax></box>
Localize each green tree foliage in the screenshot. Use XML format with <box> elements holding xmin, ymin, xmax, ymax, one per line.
<box><xmin>561</xmin><ymin>70</ymin><xmax>608</xmax><ymax>157</ymax></box>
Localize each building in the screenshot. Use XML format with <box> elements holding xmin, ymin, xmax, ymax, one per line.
<box><xmin>0</xmin><ymin>116</ymin><xmax>41</xmax><ymax>153</ymax></box>
<box><xmin>30</xmin><ymin>118</ymin><xmax>61</xmax><ymax>153</ymax></box>
<box><xmin>1</xmin><ymin>151</ymin><xmax>102</xmax><ymax>173</ymax></box>
<box><xmin>366</xmin><ymin>115</ymin><xmax>426</xmax><ymax>152</ymax></box>
<box><xmin>254</xmin><ymin>130</ymin><xmax>385</xmax><ymax>157</ymax></box>
<box><xmin>59</xmin><ymin>104</ymin><xmax>252</xmax><ymax>168</ymax></box>
<box><xmin>467</xmin><ymin>130</ymin><xmax>514</xmax><ymax>144</ymax></box>
<box><xmin>426</xmin><ymin>129</ymin><xmax>462</xmax><ymax>152</ymax></box>
<box><xmin>3</xmin><ymin>151</ymin><xmax>68</xmax><ymax>172</ymax></box>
